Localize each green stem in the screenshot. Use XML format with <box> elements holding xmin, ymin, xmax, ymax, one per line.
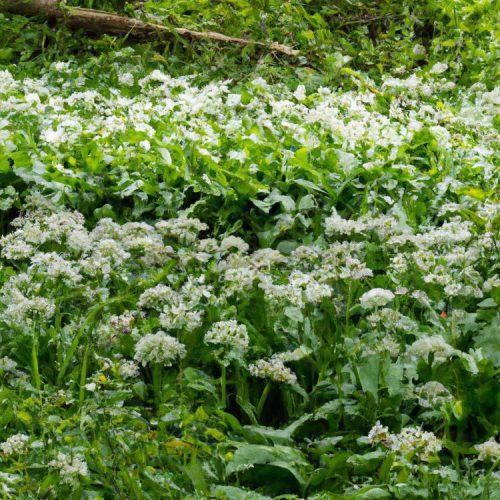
<box><xmin>256</xmin><ymin>381</ymin><xmax>272</xmax><ymax>421</ymax></box>
<box><xmin>488</xmin><ymin>457</ymin><xmax>500</xmax><ymax>475</ymax></box>
<box><xmin>220</xmin><ymin>364</ymin><xmax>227</xmax><ymax>409</ymax></box>
<box><xmin>153</xmin><ymin>364</ymin><xmax>163</xmax><ymax>411</ymax></box>
<box><xmin>31</xmin><ymin>330</ymin><xmax>41</xmax><ymax>392</ymax></box>
<box><xmin>55</xmin><ymin>301</ymin><xmax>63</xmax><ymax>369</ymax></box>
<box><xmin>345</xmin><ymin>283</ymin><xmax>353</xmax><ymax>335</ymax></box>
<box><xmin>79</xmin><ymin>344</ymin><xmax>90</xmax><ymax>407</ymax></box>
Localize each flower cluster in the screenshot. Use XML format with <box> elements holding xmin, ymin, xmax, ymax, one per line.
<box><xmin>48</xmin><ymin>452</ymin><xmax>89</xmax><ymax>485</ymax></box>
<box><xmin>417</xmin><ymin>381</ymin><xmax>453</xmax><ymax>409</ymax></box>
<box><xmin>475</xmin><ymin>438</ymin><xmax>500</xmax><ymax>462</ymax></box>
<box><xmin>0</xmin><ymin>50</ymin><xmax>497</xmax><ymax>497</ymax></box>
<box><xmin>134</xmin><ymin>331</ymin><xmax>187</xmax><ymax>367</ymax></box>
<box><xmin>204</xmin><ymin>320</ymin><xmax>250</xmax><ymax>353</ymax></box>
<box><xmin>0</xmin><ymin>433</ymin><xmax>29</xmax><ymax>456</ymax></box>
<box><xmin>408</xmin><ymin>336</ymin><xmax>456</xmax><ymax>362</ymax></box>
<box><xmin>368</xmin><ymin>424</ymin><xmax>442</xmax><ymax>462</ymax></box>
<box><xmin>359</xmin><ymin>288</ymin><xmax>395</xmax><ymax>309</ymax></box>
<box><xmin>249</xmin><ymin>357</ymin><xmax>297</xmax><ymax>385</ymax></box>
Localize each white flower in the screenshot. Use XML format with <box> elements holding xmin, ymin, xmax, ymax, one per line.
<box><xmin>368</xmin><ymin>422</ymin><xmax>390</xmax><ymax>444</ymax></box>
<box><xmin>249</xmin><ymin>357</ymin><xmax>297</xmax><ymax>384</ymax></box>
<box><xmin>0</xmin><ymin>357</ymin><xmax>17</xmax><ymax>372</ymax></box>
<box><xmin>250</xmin><ymin>248</ymin><xmax>285</xmax><ymax>268</ymax></box>
<box><xmin>204</xmin><ymin>320</ymin><xmax>249</xmax><ymax>352</ymax></box>
<box><xmin>379</xmin><ymin>337</ymin><xmax>401</xmax><ymax>357</ymax></box>
<box><xmin>118</xmin><ymin>72</ymin><xmax>135</xmax><ymax>86</ymax></box>
<box><xmin>139</xmin><ymin>140</ymin><xmax>151</xmax><ymax>151</ymax></box>
<box><xmin>430</xmin><ymin>62</ymin><xmax>448</xmax><ymax>74</ymax></box>
<box><xmin>274</xmin><ymin>346</ymin><xmax>311</xmax><ymax>362</ymax></box>
<box><xmin>155</xmin><ymin>217</ymin><xmax>208</xmax><ymax>243</ymax></box>
<box><xmin>475</xmin><ymin>438</ymin><xmax>500</xmax><ymax>461</ymax></box>
<box><xmin>408</xmin><ymin>335</ymin><xmax>455</xmax><ymax>361</ymax></box>
<box><xmin>412</xmin><ymin>44</ymin><xmax>426</xmax><ymax>56</ymax></box>
<box><xmin>84</xmin><ymin>383</ymin><xmax>96</xmax><ymax>392</ymax></box>
<box><xmin>53</xmin><ymin>61</ymin><xmax>71</xmax><ymax>72</ymax></box>
<box><xmin>30</xmin><ymin>252</ymin><xmax>82</xmax><ymax>284</ymax></box>
<box><xmin>417</xmin><ymin>381</ymin><xmax>453</xmax><ymax>408</ymax></box>
<box><xmin>159</xmin><ymin>303</ymin><xmax>203</xmax><ymax>331</ymax></box>
<box><xmin>293</xmin><ymin>85</ymin><xmax>306</xmax><ymax>101</ymax></box>
<box><xmin>49</xmin><ymin>452</ymin><xmax>88</xmax><ymax>485</ymax></box>
<box><xmin>324</xmin><ymin>209</ymin><xmax>366</xmax><ymax>236</ymax></box>
<box><xmin>388</xmin><ymin>427</ymin><xmax>442</xmax><ymax>461</ymax></box>
<box><xmin>226</xmin><ymin>93</ymin><xmax>241</xmax><ymax>107</ymax></box>
<box><xmin>220</xmin><ymin>236</ymin><xmax>249</xmax><ymax>253</ymax></box>
<box><xmin>0</xmin><ymin>434</ymin><xmax>29</xmax><ymax>455</ymax></box>
<box><xmin>359</xmin><ymin>288</ymin><xmax>395</xmax><ymax>309</ymax></box>
<box><xmin>304</xmin><ymin>282</ymin><xmax>332</xmax><ymax>304</ymax></box>
<box><xmin>134</xmin><ymin>331</ymin><xmax>186</xmax><ymax>367</ymax></box>
<box><xmin>118</xmin><ymin>360</ymin><xmax>140</xmax><ymax>379</ymax></box>
<box><xmin>228</xmin><ymin>150</ymin><xmax>247</xmax><ymax>162</ymax></box>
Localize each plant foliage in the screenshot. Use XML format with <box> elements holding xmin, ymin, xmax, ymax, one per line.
<box><xmin>0</xmin><ymin>0</ymin><xmax>498</xmax><ymax>498</ymax></box>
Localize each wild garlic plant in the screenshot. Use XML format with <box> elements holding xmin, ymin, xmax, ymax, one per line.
<box><xmin>0</xmin><ymin>52</ymin><xmax>498</xmax><ymax>497</ymax></box>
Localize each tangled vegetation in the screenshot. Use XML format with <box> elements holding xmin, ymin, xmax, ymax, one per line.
<box><xmin>0</xmin><ymin>0</ymin><xmax>498</xmax><ymax>498</ymax></box>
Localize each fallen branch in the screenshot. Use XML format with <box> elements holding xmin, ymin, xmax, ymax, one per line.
<box><xmin>0</xmin><ymin>0</ymin><xmax>299</xmax><ymax>57</ymax></box>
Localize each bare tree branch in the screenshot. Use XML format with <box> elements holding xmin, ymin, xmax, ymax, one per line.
<box><xmin>0</xmin><ymin>0</ymin><xmax>299</xmax><ymax>57</ymax></box>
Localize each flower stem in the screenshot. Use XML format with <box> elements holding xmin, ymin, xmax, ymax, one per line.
<box><xmin>345</xmin><ymin>283</ymin><xmax>353</xmax><ymax>335</ymax></box>
<box><xmin>78</xmin><ymin>344</ymin><xmax>90</xmax><ymax>407</ymax></box>
<box><xmin>153</xmin><ymin>364</ymin><xmax>163</xmax><ymax>411</ymax></box>
<box><xmin>256</xmin><ymin>381</ymin><xmax>272</xmax><ymax>421</ymax></box>
<box><xmin>31</xmin><ymin>334</ymin><xmax>41</xmax><ymax>393</ymax></box>
<box><xmin>220</xmin><ymin>364</ymin><xmax>227</xmax><ymax>409</ymax></box>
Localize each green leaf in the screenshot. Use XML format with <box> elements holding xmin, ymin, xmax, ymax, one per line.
<box><xmin>358</xmin><ymin>355</ymin><xmax>380</xmax><ymax>401</ymax></box>
<box><xmin>226</xmin><ymin>444</ymin><xmax>310</xmax><ymax>486</ymax></box>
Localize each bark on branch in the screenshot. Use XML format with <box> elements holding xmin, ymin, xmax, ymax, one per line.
<box><xmin>1</xmin><ymin>0</ymin><xmax>299</xmax><ymax>57</ymax></box>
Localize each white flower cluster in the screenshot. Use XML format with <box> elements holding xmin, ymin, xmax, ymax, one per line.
<box><xmin>48</xmin><ymin>452</ymin><xmax>89</xmax><ymax>485</ymax></box>
<box><xmin>1</xmin><ymin>64</ymin><xmax>492</xmax><ymax>209</ymax></box>
<box><xmin>389</xmin><ymin>427</ymin><xmax>443</xmax><ymax>461</ymax></box>
<box><xmin>0</xmin><ymin>279</ymin><xmax>56</xmax><ymax>329</ymax></box>
<box><xmin>0</xmin><ymin>433</ymin><xmax>29</xmax><ymax>456</ymax></box>
<box><xmin>408</xmin><ymin>336</ymin><xmax>456</xmax><ymax>362</ymax></box>
<box><xmin>368</xmin><ymin>424</ymin><xmax>442</xmax><ymax>462</ymax></box>
<box><xmin>359</xmin><ymin>288</ymin><xmax>395</xmax><ymax>309</ymax></box>
<box><xmin>0</xmin><ymin>357</ymin><xmax>17</xmax><ymax>372</ymax></box>
<box><xmin>220</xmin><ymin>236</ymin><xmax>250</xmax><ymax>254</ymax></box>
<box><xmin>273</xmin><ymin>346</ymin><xmax>312</xmax><ymax>362</ymax></box>
<box><xmin>475</xmin><ymin>438</ymin><xmax>500</xmax><ymax>461</ymax></box>
<box><xmin>109</xmin><ymin>312</ymin><xmax>136</xmax><ymax>335</ymax></box>
<box><xmin>363</xmin><ymin>336</ymin><xmax>401</xmax><ymax>358</ymax></box>
<box><xmin>259</xmin><ymin>270</ymin><xmax>332</xmax><ymax>308</ymax></box>
<box><xmin>368</xmin><ymin>421</ymin><xmax>390</xmax><ymax>445</ymax></box>
<box><xmin>118</xmin><ymin>360</ymin><xmax>140</xmax><ymax>379</ymax></box>
<box><xmin>249</xmin><ymin>357</ymin><xmax>297</xmax><ymax>385</ymax></box>
<box><xmin>367</xmin><ymin>308</ymin><xmax>417</xmax><ymax>332</ymax></box>
<box><xmin>204</xmin><ymin>320</ymin><xmax>249</xmax><ymax>352</ymax></box>
<box><xmin>155</xmin><ymin>217</ymin><xmax>208</xmax><ymax>244</ymax></box>
<box><xmin>134</xmin><ymin>331</ymin><xmax>186</xmax><ymax>367</ymax></box>
<box><xmin>138</xmin><ymin>280</ymin><xmax>211</xmax><ymax>332</ymax></box>
<box><xmin>417</xmin><ymin>381</ymin><xmax>453</xmax><ymax>408</ymax></box>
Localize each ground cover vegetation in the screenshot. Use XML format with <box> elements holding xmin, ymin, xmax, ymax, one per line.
<box><xmin>0</xmin><ymin>0</ymin><xmax>498</xmax><ymax>498</ymax></box>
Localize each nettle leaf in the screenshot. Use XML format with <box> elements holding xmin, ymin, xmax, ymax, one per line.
<box><xmin>226</xmin><ymin>444</ymin><xmax>310</xmax><ymax>487</ymax></box>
